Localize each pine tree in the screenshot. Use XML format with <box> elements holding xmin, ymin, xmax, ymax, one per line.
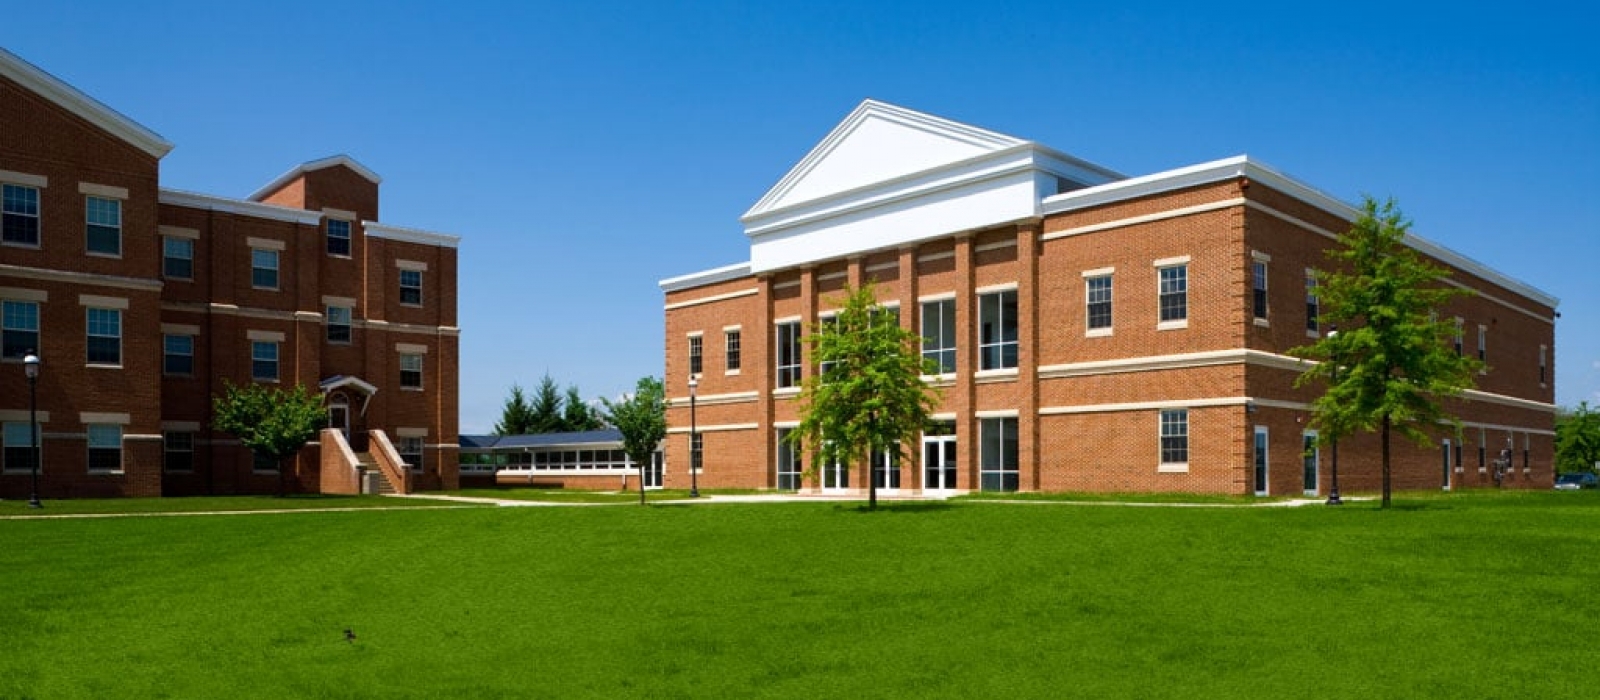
<box><xmin>492</xmin><ymin>384</ymin><xmax>534</xmax><ymax>435</ymax></box>
<box><xmin>528</xmin><ymin>374</ymin><xmax>564</xmax><ymax>434</ymax></box>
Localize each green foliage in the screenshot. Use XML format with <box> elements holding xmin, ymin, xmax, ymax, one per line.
<box><xmin>496</xmin><ymin>376</ymin><xmax>605</xmax><ymax>434</ymax></box>
<box><xmin>1291</xmin><ymin>196</ymin><xmax>1481</xmax><ymax>507</ymax></box>
<box><xmin>790</xmin><ymin>284</ymin><xmax>940</xmax><ymax>508</ymax></box>
<box><xmin>562</xmin><ymin>385</ymin><xmax>605</xmax><ymax>431</ymax></box>
<box><xmin>211</xmin><ymin>381</ymin><xmax>327</xmax><ymax>464</ymax></box>
<box><xmin>528</xmin><ymin>374</ymin><xmax>565</xmax><ymax>433</ymax></box>
<box><xmin>600</xmin><ymin>376</ymin><xmax>667</xmax><ymax>505</ymax></box>
<box><xmin>1556</xmin><ymin>402</ymin><xmax>1600</xmax><ymax>474</ymax></box>
<box><xmin>492</xmin><ymin>383</ymin><xmax>534</xmax><ymax>435</ymax></box>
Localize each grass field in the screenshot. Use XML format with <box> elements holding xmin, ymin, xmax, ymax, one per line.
<box><xmin>2</xmin><ymin>491</ymin><xmax>1596</xmax><ymax>698</ymax></box>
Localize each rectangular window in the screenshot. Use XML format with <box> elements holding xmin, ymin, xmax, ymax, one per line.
<box><xmin>688</xmin><ymin>334</ymin><xmax>703</xmax><ymax>376</ymax></box>
<box><xmin>776</xmin><ymin>428</ymin><xmax>801</xmax><ymax>490</ymax></box>
<box><xmin>87</xmin><ymin>424</ymin><xmax>122</xmax><ymax>473</ymax></box>
<box><xmin>979</xmin><ymin>417</ymin><xmax>1018</xmax><ymax>492</ymax></box>
<box><xmin>1540</xmin><ymin>345</ymin><xmax>1548</xmax><ymax>385</ymax></box>
<box><xmin>2</xmin><ymin>300</ymin><xmax>39</xmax><ymax>359</ymax></box>
<box><xmin>85</xmin><ymin>196</ymin><xmax>121</xmax><ymax>255</ymax></box>
<box><xmin>251</xmin><ymin>341</ymin><xmax>278</xmax><ymax>381</ymax></box>
<box><xmin>251</xmin><ymin>249</ymin><xmax>279</xmax><ymax>290</ymax></box>
<box><xmin>1305</xmin><ymin>274</ymin><xmax>1320</xmax><ymax>334</ymax></box>
<box><xmin>776</xmin><ymin>321</ymin><xmax>801</xmax><ymax>388</ymax></box>
<box><xmin>978</xmin><ymin>289</ymin><xmax>1018</xmax><ymax>371</ymax></box>
<box><xmin>725</xmin><ymin>329</ymin><xmax>741</xmax><ymax>372</ymax></box>
<box><xmin>1478</xmin><ymin>325</ymin><xmax>1487</xmax><ymax>363</ymax></box>
<box><xmin>400</xmin><ymin>353</ymin><xmax>424</xmax><ymax>389</ymax></box>
<box><xmin>164</xmin><ymin>432</ymin><xmax>194</xmax><ymax>473</ymax></box>
<box><xmin>2</xmin><ymin>421</ymin><xmax>40</xmax><ymax>473</ymax></box>
<box><xmin>163</xmin><ymin>334</ymin><xmax>194</xmax><ymax>375</ymax></box>
<box><xmin>327</xmin><ymin>219</ymin><xmax>352</xmax><ymax>256</ymax></box>
<box><xmin>1454</xmin><ymin>318</ymin><xmax>1463</xmax><ymax>356</ymax></box>
<box><xmin>1086</xmin><ymin>275</ymin><xmax>1113</xmax><ymax>332</ymax></box>
<box><xmin>1252</xmin><ymin>261</ymin><xmax>1268</xmax><ymax>321</ymax></box>
<box><xmin>163</xmin><ymin>237</ymin><xmax>194</xmax><ymax>280</ymax></box>
<box><xmin>818</xmin><ymin>315</ymin><xmax>839</xmax><ymax>377</ymax></box>
<box><xmin>326</xmin><ymin>306</ymin><xmax>352</xmax><ymax>344</ymax></box>
<box><xmin>254</xmin><ymin>450</ymin><xmax>278</xmax><ymax>473</ymax></box>
<box><xmin>86</xmin><ymin>307</ymin><xmax>121</xmax><ymax>365</ymax></box>
<box><xmin>1158</xmin><ymin>265</ymin><xmax>1188</xmax><ymax>324</ymax></box>
<box><xmin>691</xmin><ymin>433</ymin><xmax>703</xmax><ymax>472</ymax></box>
<box><xmin>1479</xmin><ymin>429</ymin><xmax>1487</xmax><ymax>470</ymax></box>
<box><xmin>2</xmin><ymin>184</ymin><xmax>41</xmax><ymax>246</ymax></box>
<box><xmin>1160</xmin><ymin>409</ymin><xmax>1189</xmax><ymax>465</ymax></box>
<box><xmin>920</xmin><ymin>298</ymin><xmax>956</xmax><ymax>374</ymax></box>
<box><xmin>399</xmin><ymin>269</ymin><xmax>423</xmax><ymax>306</ymax></box>
<box><xmin>399</xmin><ymin>437</ymin><xmax>424</xmax><ymax>472</ymax></box>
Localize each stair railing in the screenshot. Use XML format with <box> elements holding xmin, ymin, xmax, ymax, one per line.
<box><xmin>368</xmin><ymin>430</ymin><xmax>413</xmax><ymax>495</ymax></box>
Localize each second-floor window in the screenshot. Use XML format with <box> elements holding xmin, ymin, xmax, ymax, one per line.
<box><xmin>725</xmin><ymin>329</ymin><xmax>741</xmax><ymax>372</ymax></box>
<box><xmin>86</xmin><ymin>307</ymin><xmax>121</xmax><ymax>365</ymax></box>
<box><xmin>400</xmin><ymin>353</ymin><xmax>424</xmax><ymax>389</ymax></box>
<box><xmin>327</xmin><ymin>219</ymin><xmax>352</xmax><ymax>256</ymax></box>
<box><xmin>163</xmin><ymin>334</ymin><xmax>194</xmax><ymax>375</ymax></box>
<box><xmin>921</xmin><ymin>298</ymin><xmax>956</xmax><ymax>374</ymax></box>
<box><xmin>1305</xmin><ymin>274</ymin><xmax>1319</xmax><ymax>334</ymax></box>
<box><xmin>978</xmin><ymin>290</ymin><xmax>1017</xmax><ymax>371</ymax></box>
<box><xmin>1086</xmin><ymin>275</ymin><xmax>1113</xmax><ymax>332</ymax></box>
<box><xmin>2</xmin><ymin>184</ymin><xmax>40</xmax><ymax>246</ymax></box>
<box><xmin>85</xmin><ymin>196</ymin><xmax>121</xmax><ymax>255</ymax></box>
<box><xmin>1159</xmin><ymin>264</ymin><xmax>1188</xmax><ymax>324</ymax></box>
<box><xmin>776</xmin><ymin>321</ymin><xmax>801</xmax><ymax>388</ymax></box>
<box><xmin>163</xmin><ymin>237</ymin><xmax>194</xmax><ymax>280</ymax></box>
<box><xmin>400</xmin><ymin>270</ymin><xmax>423</xmax><ymax>306</ymax></box>
<box><xmin>251</xmin><ymin>249</ymin><xmax>279</xmax><ymax>290</ymax></box>
<box><xmin>1252</xmin><ymin>261</ymin><xmax>1269</xmax><ymax>321</ymax></box>
<box><xmin>688</xmin><ymin>334</ymin><xmax>703</xmax><ymax>376</ymax></box>
<box><xmin>326</xmin><ymin>306</ymin><xmax>352</xmax><ymax>344</ymax></box>
<box><xmin>1478</xmin><ymin>325</ymin><xmax>1487</xmax><ymax>363</ymax></box>
<box><xmin>251</xmin><ymin>341</ymin><xmax>278</xmax><ymax>381</ymax></box>
<box><xmin>2</xmin><ymin>300</ymin><xmax>39</xmax><ymax>359</ymax></box>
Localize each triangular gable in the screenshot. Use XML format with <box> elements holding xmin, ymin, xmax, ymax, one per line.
<box><xmin>743</xmin><ymin>99</ymin><xmax>1026</xmax><ymax>220</ymax></box>
<box><xmin>0</xmin><ymin>47</ymin><xmax>173</xmax><ymax>159</ymax></box>
<box><xmin>248</xmin><ymin>154</ymin><xmax>382</xmax><ymax>202</ymax></box>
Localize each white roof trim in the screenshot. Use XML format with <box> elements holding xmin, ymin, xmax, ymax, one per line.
<box><xmin>363</xmin><ymin>221</ymin><xmax>460</xmax><ymax>249</ymax></box>
<box><xmin>0</xmin><ymin>47</ymin><xmax>173</xmax><ymax>159</ymax></box>
<box><xmin>159</xmin><ymin>188</ymin><xmax>324</xmax><ymax>225</ymax></box>
<box><xmin>247</xmin><ymin>154</ymin><xmax>383</xmax><ymax>202</ymax></box>
<box><xmin>659</xmin><ymin>261</ymin><xmax>753</xmax><ymax>292</ymax></box>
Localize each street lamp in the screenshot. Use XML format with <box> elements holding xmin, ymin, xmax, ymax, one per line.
<box><xmin>24</xmin><ymin>351</ymin><xmax>41</xmax><ymax>509</ymax></box>
<box><xmin>1325</xmin><ymin>328</ymin><xmax>1342</xmax><ymax>506</ymax></box>
<box><xmin>688</xmin><ymin>374</ymin><xmax>700</xmax><ymax>498</ymax></box>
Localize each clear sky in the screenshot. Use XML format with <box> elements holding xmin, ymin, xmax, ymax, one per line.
<box><xmin>5</xmin><ymin>1</ymin><xmax>1596</xmax><ymax>433</ymax></box>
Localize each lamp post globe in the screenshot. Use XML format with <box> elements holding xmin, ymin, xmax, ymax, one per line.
<box><xmin>1325</xmin><ymin>328</ymin><xmax>1342</xmax><ymax>506</ymax></box>
<box><xmin>688</xmin><ymin>374</ymin><xmax>700</xmax><ymax>498</ymax></box>
<box><xmin>24</xmin><ymin>351</ymin><xmax>41</xmax><ymax>509</ymax></box>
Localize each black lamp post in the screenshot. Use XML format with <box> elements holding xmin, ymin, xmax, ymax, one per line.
<box><xmin>1325</xmin><ymin>328</ymin><xmax>1342</xmax><ymax>506</ymax></box>
<box><xmin>24</xmin><ymin>351</ymin><xmax>42</xmax><ymax>509</ymax></box>
<box><xmin>688</xmin><ymin>374</ymin><xmax>700</xmax><ymax>498</ymax></box>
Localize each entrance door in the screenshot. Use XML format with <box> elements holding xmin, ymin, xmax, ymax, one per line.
<box><xmin>643</xmin><ymin>451</ymin><xmax>663</xmax><ymax>489</ymax></box>
<box><xmin>822</xmin><ymin>457</ymin><xmax>848</xmax><ymax>492</ymax></box>
<box><xmin>1253</xmin><ymin>426</ymin><xmax>1269</xmax><ymax>496</ymax></box>
<box><xmin>922</xmin><ymin>428</ymin><xmax>958</xmax><ymax>492</ymax></box>
<box><xmin>1302</xmin><ymin>432</ymin><xmax>1319</xmax><ymax>496</ymax></box>
<box><xmin>328</xmin><ymin>402</ymin><xmax>350</xmax><ymax>442</ymax></box>
<box><xmin>872</xmin><ymin>448</ymin><xmax>901</xmax><ymax>493</ymax></box>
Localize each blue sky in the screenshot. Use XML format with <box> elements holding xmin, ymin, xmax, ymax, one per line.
<box><xmin>5</xmin><ymin>1</ymin><xmax>1596</xmax><ymax>432</ymax></box>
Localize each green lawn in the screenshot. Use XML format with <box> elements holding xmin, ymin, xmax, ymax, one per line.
<box><xmin>2</xmin><ymin>492</ymin><xmax>1595</xmax><ymax>698</ymax></box>
<box><xmin>451</xmin><ymin>488</ymin><xmax>765</xmax><ymax>504</ymax></box>
<box><xmin>0</xmin><ymin>494</ymin><xmax>480</xmax><ymax>516</ymax></box>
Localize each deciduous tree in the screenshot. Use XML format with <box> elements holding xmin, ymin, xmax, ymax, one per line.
<box><xmin>212</xmin><ymin>381</ymin><xmax>326</xmax><ymax>496</ymax></box>
<box><xmin>1556</xmin><ymin>402</ymin><xmax>1600</xmax><ymax>474</ymax></box>
<box><xmin>601</xmin><ymin>377</ymin><xmax>667</xmax><ymax>506</ymax></box>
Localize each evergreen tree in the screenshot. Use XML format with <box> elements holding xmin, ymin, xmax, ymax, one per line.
<box><xmin>492</xmin><ymin>384</ymin><xmax>534</xmax><ymax>435</ymax></box>
<box><xmin>561</xmin><ymin>385</ymin><xmax>604</xmax><ymax>432</ymax></box>
<box><xmin>601</xmin><ymin>377</ymin><xmax>667</xmax><ymax>506</ymax></box>
<box><xmin>528</xmin><ymin>374</ymin><xmax>565</xmax><ymax>434</ymax></box>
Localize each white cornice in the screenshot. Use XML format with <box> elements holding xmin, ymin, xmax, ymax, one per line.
<box><xmin>659</xmin><ymin>262</ymin><xmax>754</xmax><ymax>293</ymax></box>
<box><xmin>0</xmin><ymin>47</ymin><xmax>174</xmax><ymax>159</ymax></box>
<box><xmin>159</xmin><ymin>188</ymin><xmax>323</xmax><ymax>225</ymax></box>
<box><xmin>363</xmin><ymin>221</ymin><xmax>460</xmax><ymax>249</ymax></box>
<box><xmin>247</xmin><ymin>154</ymin><xmax>382</xmax><ymax>201</ymax></box>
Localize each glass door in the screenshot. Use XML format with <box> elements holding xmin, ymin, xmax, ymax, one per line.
<box><xmin>922</xmin><ymin>423</ymin><xmax>957</xmax><ymax>492</ymax></box>
<box><xmin>1253</xmin><ymin>427</ymin><xmax>1269</xmax><ymax>496</ymax></box>
<box><xmin>644</xmin><ymin>451</ymin><xmax>663</xmax><ymax>490</ymax></box>
<box><xmin>872</xmin><ymin>448</ymin><xmax>901</xmax><ymax>492</ymax></box>
<box><xmin>1302</xmin><ymin>432</ymin><xmax>1319</xmax><ymax>496</ymax></box>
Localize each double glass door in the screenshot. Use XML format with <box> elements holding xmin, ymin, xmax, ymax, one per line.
<box><xmin>923</xmin><ymin>424</ymin><xmax>957</xmax><ymax>492</ymax></box>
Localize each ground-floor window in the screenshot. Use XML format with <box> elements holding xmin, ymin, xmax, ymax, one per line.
<box><xmin>164</xmin><ymin>432</ymin><xmax>194</xmax><ymax>473</ymax></box>
<box><xmin>2</xmin><ymin>421</ymin><xmax>39</xmax><ymax>473</ymax></box>
<box><xmin>254</xmin><ymin>451</ymin><xmax>278</xmax><ymax>473</ymax></box>
<box><xmin>776</xmin><ymin>428</ymin><xmax>801</xmax><ymax>490</ymax></box>
<box><xmin>1302</xmin><ymin>431</ymin><xmax>1319</xmax><ymax>495</ymax></box>
<box><xmin>980</xmin><ymin>417</ymin><xmax>1018</xmax><ymax>492</ymax></box>
<box><xmin>399</xmin><ymin>437</ymin><xmax>424</xmax><ymax>472</ymax></box>
<box><xmin>512</xmin><ymin>449</ymin><xmax>634</xmax><ymax>471</ymax></box>
<box><xmin>1160</xmin><ymin>409</ymin><xmax>1188</xmax><ymax>466</ymax></box>
<box><xmin>87</xmin><ymin>424</ymin><xmax>122</xmax><ymax>473</ymax></box>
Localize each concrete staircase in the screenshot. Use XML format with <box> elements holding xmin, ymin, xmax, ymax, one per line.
<box><xmin>358</xmin><ymin>453</ymin><xmax>398</xmax><ymax>495</ymax></box>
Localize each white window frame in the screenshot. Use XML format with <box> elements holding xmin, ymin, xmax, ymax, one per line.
<box><xmin>725</xmin><ymin>328</ymin><xmax>741</xmax><ymax>374</ymax></box>
<box><xmin>1251</xmin><ymin>258</ymin><xmax>1269</xmax><ymax>325</ymax></box>
<box><xmin>1304</xmin><ymin>271</ymin><xmax>1320</xmax><ymax>338</ymax></box>
<box><xmin>87</xmin><ymin>423</ymin><xmax>123</xmax><ymax>474</ymax></box>
<box><xmin>775</xmin><ymin>428</ymin><xmax>801</xmax><ymax>490</ymax></box>
<box><xmin>977</xmin><ymin>288</ymin><xmax>1018</xmax><ymax>371</ymax></box>
<box><xmin>920</xmin><ymin>297</ymin><xmax>957</xmax><ymax>374</ymax></box>
<box><xmin>85</xmin><ymin>307</ymin><xmax>122</xmax><ymax>366</ymax></box>
<box><xmin>775</xmin><ymin>320</ymin><xmax>801</xmax><ymax>389</ymax></box>
<box><xmin>2</xmin><ymin>299</ymin><xmax>40</xmax><ymax>360</ymax></box>
<box><xmin>1539</xmin><ymin>344</ymin><xmax>1548</xmax><ymax>387</ymax></box>
<box><xmin>85</xmin><ymin>195</ymin><xmax>122</xmax><ymax>257</ymax></box>
<box><xmin>399</xmin><ymin>269</ymin><xmax>424</xmax><ymax>306</ymax></box>
<box><xmin>1084</xmin><ymin>270</ymin><xmax>1113</xmax><ymax>337</ymax></box>
<box><xmin>2</xmin><ymin>421</ymin><xmax>41</xmax><ymax>474</ymax></box>
<box><xmin>1158</xmin><ymin>409</ymin><xmax>1189</xmax><ymax>472</ymax></box>
<box><xmin>251</xmin><ymin>340</ymin><xmax>279</xmax><ymax>382</ymax></box>
<box><xmin>687</xmin><ymin>332</ymin><xmax>703</xmax><ymax>376</ymax></box>
<box><xmin>326</xmin><ymin>306</ymin><xmax>353</xmax><ymax>344</ymax></box>
<box><xmin>3</xmin><ymin>182</ymin><xmax>42</xmax><ymax>247</ymax></box>
<box><xmin>1253</xmin><ymin>425</ymin><xmax>1269</xmax><ymax>496</ymax></box>
<box><xmin>251</xmin><ymin>248</ymin><xmax>280</xmax><ymax>291</ymax></box>
<box><xmin>979</xmin><ymin>416</ymin><xmax>1019</xmax><ymax>492</ymax></box>
<box><xmin>399</xmin><ymin>353</ymin><xmax>424</xmax><ymax>390</ymax></box>
<box><xmin>163</xmin><ymin>236</ymin><xmax>195</xmax><ymax>281</ymax></box>
<box><xmin>1156</xmin><ymin>260</ymin><xmax>1189</xmax><ymax>330</ymax></box>
<box><xmin>163</xmin><ymin>333</ymin><xmax>194</xmax><ymax>376</ymax></box>
<box><xmin>326</xmin><ymin>219</ymin><xmax>352</xmax><ymax>257</ymax></box>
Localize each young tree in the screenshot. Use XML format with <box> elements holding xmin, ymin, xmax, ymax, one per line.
<box><xmin>493</xmin><ymin>384</ymin><xmax>534</xmax><ymax>435</ymax></box>
<box><xmin>212</xmin><ymin>381</ymin><xmax>327</xmax><ymax>496</ymax></box>
<box><xmin>789</xmin><ymin>284</ymin><xmax>940</xmax><ymax>509</ymax></box>
<box><xmin>561</xmin><ymin>385</ymin><xmax>604</xmax><ymax>432</ymax></box>
<box><xmin>1292</xmin><ymin>196</ymin><xmax>1482</xmax><ymax>508</ymax></box>
<box><xmin>528</xmin><ymin>374</ymin><xmax>565</xmax><ymax>434</ymax></box>
<box><xmin>1556</xmin><ymin>402</ymin><xmax>1600</xmax><ymax>474</ymax></box>
<box><xmin>601</xmin><ymin>377</ymin><xmax>667</xmax><ymax>506</ymax></box>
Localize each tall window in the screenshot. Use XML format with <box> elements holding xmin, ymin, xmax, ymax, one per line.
<box><xmin>2</xmin><ymin>184</ymin><xmax>40</xmax><ymax>245</ymax></box>
<box><xmin>1158</xmin><ymin>265</ymin><xmax>1188</xmax><ymax>323</ymax></box>
<box><xmin>1453</xmin><ymin>318</ymin><xmax>1463</xmax><ymax>355</ymax></box>
<box><xmin>775</xmin><ymin>428</ymin><xmax>801</xmax><ymax>490</ymax></box>
<box><xmin>87</xmin><ymin>424</ymin><xmax>122</xmax><ymax>472</ymax></box>
<box><xmin>1478</xmin><ymin>325</ymin><xmax>1487</xmax><ymax>363</ymax></box>
<box><xmin>1085</xmin><ymin>275</ymin><xmax>1113</xmax><ymax>332</ymax></box>
<box><xmin>978</xmin><ymin>290</ymin><xmax>1017</xmax><ymax>370</ymax></box>
<box><xmin>1540</xmin><ymin>345</ymin><xmax>1548</xmax><ymax>385</ymax></box>
<box><xmin>980</xmin><ymin>417</ymin><xmax>1018</xmax><ymax>492</ymax></box>
<box><xmin>1305</xmin><ymin>274</ymin><xmax>1319</xmax><ymax>333</ymax></box>
<box><xmin>399</xmin><ymin>437</ymin><xmax>424</xmax><ymax>472</ymax></box>
<box><xmin>251</xmin><ymin>341</ymin><xmax>278</xmax><ymax>381</ymax></box>
<box><xmin>163</xmin><ymin>334</ymin><xmax>194</xmax><ymax>375</ymax></box>
<box><xmin>327</xmin><ymin>306</ymin><xmax>352</xmax><ymax>344</ymax></box>
<box><xmin>85</xmin><ymin>196</ymin><xmax>121</xmax><ymax>255</ymax></box>
<box><xmin>776</xmin><ymin>321</ymin><xmax>801</xmax><ymax>388</ymax></box>
<box><xmin>691</xmin><ymin>433</ymin><xmax>703</xmax><ymax>472</ymax></box>
<box><xmin>818</xmin><ymin>315</ymin><xmax>839</xmax><ymax>377</ymax></box>
<box><xmin>400</xmin><ymin>353</ymin><xmax>424</xmax><ymax>389</ymax></box>
<box><xmin>399</xmin><ymin>270</ymin><xmax>423</xmax><ymax>305</ymax></box>
<box><xmin>164</xmin><ymin>432</ymin><xmax>194</xmax><ymax>473</ymax></box>
<box><xmin>251</xmin><ymin>249</ymin><xmax>279</xmax><ymax>290</ymax></box>
<box><xmin>688</xmin><ymin>334</ymin><xmax>703</xmax><ymax>375</ymax></box>
<box><xmin>2</xmin><ymin>422</ymin><xmax>39</xmax><ymax>473</ymax></box>
<box><xmin>725</xmin><ymin>329</ymin><xmax>741</xmax><ymax>372</ymax></box>
<box><xmin>1252</xmin><ymin>261</ymin><xmax>1268</xmax><ymax>321</ymax></box>
<box><xmin>86</xmin><ymin>307</ymin><xmax>121</xmax><ymax>365</ymax></box>
<box><xmin>2</xmin><ymin>300</ymin><xmax>39</xmax><ymax>359</ymax></box>
<box><xmin>163</xmin><ymin>237</ymin><xmax>194</xmax><ymax>280</ymax></box>
<box><xmin>326</xmin><ymin>219</ymin><xmax>352</xmax><ymax>256</ymax></box>
<box><xmin>1160</xmin><ymin>409</ymin><xmax>1189</xmax><ymax>465</ymax></box>
<box><xmin>921</xmin><ymin>298</ymin><xmax>956</xmax><ymax>374</ymax></box>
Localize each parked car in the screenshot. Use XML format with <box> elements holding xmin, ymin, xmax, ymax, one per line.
<box><xmin>1554</xmin><ymin>473</ymin><xmax>1599</xmax><ymax>490</ymax></box>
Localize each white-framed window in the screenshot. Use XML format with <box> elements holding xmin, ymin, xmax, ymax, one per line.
<box><xmin>2</xmin><ymin>299</ymin><xmax>39</xmax><ymax>359</ymax></box>
<box><xmin>326</xmin><ymin>306</ymin><xmax>352</xmax><ymax>344</ymax></box>
<box><xmin>776</xmin><ymin>320</ymin><xmax>801</xmax><ymax>388</ymax></box>
<box><xmin>85</xmin><ymin>196</ymin><xmax>121</xmax><ymax>256</ymax></box>
<box><xmin>86</xmin><ymin>307</ymin><xmax>121</xmax><ymax>365</ymax></box>
<box><xmin>3</xmin><ymin>183</ymin><xmax>41</xmax><ymax>246</ymax></box>
<box><xmin>691</xmin><ymin>433</ymin><xmax>704</xmax><ymax>473</ymax></box>
<box><xmin>399</xmin><ymin>437</ymin><xmax>424</xmax><ymax>472</ymax></box>
<box><xmin>327</xmin><ymin>219</ymin><xmax>352</xmax><ymax>256</ymax></box>
<box><xmin>251</xmin><ymin>341</ymin><xmax>278</xmax><ymax>381</ymax></box>
<box><xmin>399</xmin><ymin>269</ymin><xmax>423</xmax><ymax>306</ymax></box>
<box><xmin>921</xmin><ymin>298</ymin><xmax>956</xmax><ymax>374</ymax></box>
<box><xmin>1086</xmin><ymin>274</ymin><xmax>1113</xmax><ymax>334</ymax></box>
<box><xmin>776</xmin><ymin>428</ymin><xmax>801</xmax><ymax>490</ymax></box>
<box><xmin>818</xmin><ymin>313</ymin><xmax>839</xmax><ymax>377</ymax></box>
<box><xmin>2</xmin><ymin>421</ymin><xmax>40</xmax><ymax>473</ymax></box>
<box><xmin>163</xmin><ymin>334</ymin><xmax>194</xmax><ymax>375</ymax></box>
<box><xmin>1478</xmin><ymin>325</ymin><xmax>1487</xmax><ymax>363</ymax></box>
<box><xmin>1305</xmin><ymin>273</ymin><xmax>1319</xmax><ymax>335</ymax></box>
<box><xmin>1253</xmin><ymin>426</ymin><xmax>1269</xmax><ymax>496</ymax></box>
<box><xmin>725</xmin><ymin>329</ymin><xmax>741</xmax><ymax>373</ymax></box>
<box><xmin>1252</xmin><ymin>261</ymin><xmax>1269</xmax><ymax>321</ymax></box>
<box><xmin>1158</xmin><ymin>264</ymin><xmax>1188</xmax><ymax>325</ymax></box>
<box><xmin>163</xmin><ymin>237</ymin><xmax>194</xmax><ymax>280</ymax></box>
<box><xmin>1453</xmin><ymin>318</ymin><xmax>1464</xmax><ymax>356</ymax></box>
<box><xmin>979</xmin><ymin>417</ymin><xmax>1018</xmax><ymax>492</ymax></box>
<box><xmin>164</xmin><ymin>431</ymin><xmax>194</xmax><ymax>473</ymax></box>
<box><xmin>1540</xmin><ymin>344</ymin><xmax>1548</xmax><ymax>386</ymax></box>
<box><xmin>400</xmin><ymin>353</ymin><xmax>424</xmax><ymax>389</ymax></box>
<box><xmin>1160</xmin><ymin>409</ymin><xmax>1188</xmax><ymax>466</ymax></box>
<box><xmin>87</xmin><ymin>424</ymin><xmax>122</xmax><ymax>473</ymax></box>
<box><xmin>688</xmin><ymin>334</ymin><xmax>703</xmax><ymax>376</ymax></box>
<box><xmin>1302</xmin><ymin>431</ymin><xmax>1319</xmax><ymax>495</ymax></box>
<box><xmin>978</xmin><ymin>289</ymin><xmax>1018</xmax><ymax>371</ymax></box>
<box><xmin>251</xmin><ymin>249</ymin><xmax>279</xmax><ymax>290</ymax></box>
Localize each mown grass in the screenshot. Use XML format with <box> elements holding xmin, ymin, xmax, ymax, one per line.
<box><xmin>1</xmin><ymin>491</ymin><xmax>1596</xmax><ymax>698</ymax></box>
<box><xmin>452</xmin><ymin>487</ymin><xmax>765</xmax><ymax>504</ymax></box>
<box><xmin>0</xmin><ymin>494</ymin><xmax>474</xmax><ymax>516</ymax></box>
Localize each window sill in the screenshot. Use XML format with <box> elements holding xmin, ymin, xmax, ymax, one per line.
<box><xmin>163</xmin><ymin>373</ymin><xmax>194</xmax><ymax>379</ymax></box>
<box><xmin>1306</xmin><ymin>329</ymin><xmax>1321</xmax><ymax>340</ymax></box>
<box><xmin>725</xmin><ymin>369</ymin><xmax>741</xmax><ymax>376</ymax></box>
<box><xmin>1157</xmin><ymin>320</ymin><xmax>1188</xmax><ymax>331</ymax></box>
<box><xmin>974</xmin><ymin>368</ymin><xmax>1019</xmax><ymax>382</ymax></box>
<box><xmin>1157</xmin><ymin>463</ymin><xmax>1189</xmax><ymax>473</ymax></box>
<box><xmin>400</xmin><ymin>303</ymin><xmax>424</xmax><ymax>309</ymax></box>
<box><xmin>1085</xmin><ymin>327</ymin><xmax>1112</xmax><ymax>338</ymax></box>
<box><xmin>165</xmin><ymin>276</ymin><xmax>193</xmax><ymax>283</ymax></box>
<box><xmin>920</xmin><ymin>373</ymin><xmax>957</xmax><ymax>386</ymax></box>
<box><xmin>88</xmin><ymin>470</ymin><xmax>125</xmax><ymax>476</ymax></box>
<box><xmin>327</xmin><ymin>254</ymin><xmax>353</xmax><ymax>260</ymax></box>
<box><xmin>86</xmin><ymin>251</ymin><xmax>122</xmax><ymax>260</ymax></box>
<box><xmin>252</xmin><ymin>287</ymin><xmax>280</xmax><ymax>292</ymax></box>
<box><xmin>772</xmin><ymin>387</ymin><xmax>801</xmax><ymax>398</ymax></box>
<box><xmin>253</xmin><ymin>378</ymin><xmax>280</xmax><ymax>384</ymax></box>
<box><xmin>1253</xmin><ymin>318</ymin><xmax>1270</xmax><ymax>328</ymax></box>
<box><xmin>401</xmin><ymin>387</ymin><xmax>424</xmax><ymax>392</ymax></box>
<box><xmin>86</xmin><ymin>363</ymin><xmax>123</xmax><ymax>370</ymax></box>
<box><xmin>3</xmin><ymin>241</ymin><xmax>42</xmax><ymax>250</ymax></box>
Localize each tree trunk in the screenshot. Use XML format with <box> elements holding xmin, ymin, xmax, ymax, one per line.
<box><xmin>868</xmin><ymin>449</ymin><xmax>878</xmax><ymax>511</ymax></box>
<box><xmin>1381</xmin><ymin>416</ymin><xmax>1392</xmax><ymax>509</ymax></box>
<box><xmin>638</xmin><ymin>464</ymin><xmax>646</xmax><ymax>506</ymax></box>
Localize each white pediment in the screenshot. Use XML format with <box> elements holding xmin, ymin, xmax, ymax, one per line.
<box><xmin>743</xmin><ymin>99</ymin><xmax>1026</xmax><ymax>220</ymax></box>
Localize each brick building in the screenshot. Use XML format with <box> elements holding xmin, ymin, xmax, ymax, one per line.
<box><xmin>0</xmin><ymin>48</ymin><xmax>459</xmax><ymax>498</ymax></box>
<box><xmin>659</xmin><ymin>100</ymin><xmax>1558</xmax><ymax>496</ymax></box>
